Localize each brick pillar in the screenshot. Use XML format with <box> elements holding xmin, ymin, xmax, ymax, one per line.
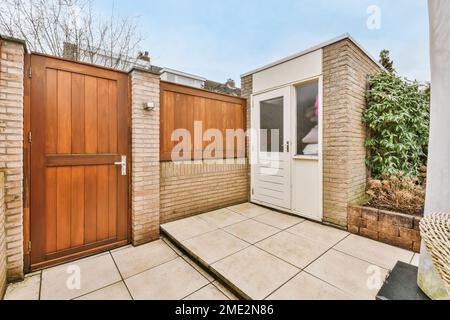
<box><xmin>240</xmin><ymin>74</ymin><xmax>252</xmax><ymax>199</ymax></box>
<box><xmin>0</xmin><ymin>37</ymin><xmax>25</xmax><ymax>281</ymax></box>
<box><xmin>129</xmin><ymin>68</ymin><xmax>160</xmax><ymax>246</ymax></box>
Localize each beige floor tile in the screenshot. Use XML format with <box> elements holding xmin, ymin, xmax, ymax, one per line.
<box><xmin>254</xmin><ymin>211</ymin><xmax>304</xmax><ymax>230</ymax></box>
<box><xmin>224</xmin><ymin>219</ymin><xmax>280</xmax><ymax>244</ymax></box>
<box><xmin>161</xmin><ymin>216</ymin><xmax>217</xmax><ymax>241</ymax></box>
<box><xmin>40</xmin><ymin>253</ymin><xmax>121</xmax><ymax>300</ymax></box>
<box><xmin>112</xmin><ymin>240</ymin><xmax>178</xmax><ymax>278</ymax></box>
<box><xmin>287</xmin><ymin>221</ymin><xmax>349</xmax><ymax>247</ymax></box>
<box><xmin>212</xmin><ymin>281</ymin><xmax>239</xmax><ymax>300</ymax></box>
<box><xmin>125</xmin><ymin>257</ymin><xmax>209</xmax><ymax>300</ymax></box>
<box><xmin>198</xmin><ymin>208</ymin><xmax>247</xmax><ymax>228</ymax></box>
<box><xmin>4</xmin><ymin>273</ymin><xmax>41</xmax><ymax>300</ymax></box>
<box><xmin>211</xmin><ymin>246</ymin><xmax>299</xmax><ymax>300</ymax></box>
<box><xmin>76</xmin><ymin>281</ymin><xmax>132</xmax><ymax>300</ymax></box>
<box><xmin>184</xmin><ymin>284</ymin><xmax>229</xmax><ymax>300</ymax></box>
<box><xmin>410</xmin><ymin>253</ymin><xmax>420</xmax><ymax>267</ymax></box>
<box><xmin>228</xmin><ymin>203</ymin><xmax>272</xmax><ymax>218</ymax></box>
<box><xmin>267</xmin><ymin>272</ymin><xmax>352</xmax><ymax>300</ymax></box>
<box><xmin>334</xmin><ymin>234</ymin><xmax>414</xmax><ymax>270</ymax></box>
<box><xmin>256</xmin><ymin>232</ymin><xmax>329</xmax><ymax>269</ymax></box>
<box><xmin>182</xmin><ymin>230</ymin><xmax>249</xmax><ymax>265</ymax></box>
<box><xmin>162</xmin><ymin>237</ymin><xmax>184</xmax><ymax>256</ymax></box>
<box><xmin>181</xmin><ymin>255</ymin><xmax>215</xmax><ymax>282</ymax></box>
<box><xmin>305</xmin><ymin>249</ymin><xmax>389</xmax><ymax>300</ymax></box>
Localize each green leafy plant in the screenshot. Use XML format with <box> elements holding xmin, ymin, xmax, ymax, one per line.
<box><xmin>379</xmin><ymin>49</ymin><xmax>396</xmax><ymax>73</ymax></box>
<box><xmin>363</xmin><ymin>71</ymin><xmax>430</xmax><ymax>180</ymax></box>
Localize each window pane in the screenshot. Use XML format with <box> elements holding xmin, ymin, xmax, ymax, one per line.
<box><xmin>260</xmin><ymin>97</ymin><xmax>283</xmax><ymax>152</ymax></box>
<box><xmin>296</xmin><ymin>81</ymin><xmax>319</xmax><ymax>156</ymax></box>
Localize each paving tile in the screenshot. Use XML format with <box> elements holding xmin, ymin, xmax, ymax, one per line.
<box><xmin>410</xmin><ymin>253</ymin><xmax>420</xmax><ymax>267</ymax></box>
<box><xmin>256</xmin><ymin>232</ymin><xmax>329</xmax><ymax>269</ymax></box>
<box><xmin>198</xmin><ymin>208</ymin><xmax>247</xmax><ymax>228</ymax></box>
<box><xmin>287</xmin><ymin>220</ymin><xmax>349</xmax><ymax>247</ymax></box>
<box><xmin>253</xmin><ymin>211</ymin><xmax>304</xmax><ymax>230</ymax></box>
<box><xmin>125</xmin><ymin>257</ymin><xmax>209</xmax><ymax>300</ymax></box>
<box><xmin>305</xmin><ymin>249</ymin><xmax>389</xmax><ymax>300</ymax></box>
<box><xmin>182</xmin><ymin>230</ymin><xmax>249</xmax><ymax>265</ymax></box>
<box><xmin>40</xmin><ymin>253</ymin><xmax>121</xmax><ymax>300</ymax></box>
<box><xmin>267</xmin><ymin>272</ymin><xmax>352</xmax><ymax>300</ymax></box>
<box><xmin>334</xmin><ymin>234</ymin><xmax>414</xmax><ymax>270</ymax></box>
<box><xmin>181</xmin><ymin>254</ymin><xmax>215</xmax><ymax>282</ymax></box>
<box><xmin>76</xmin><ymin>281</ymin><xmax>132</xmax><ymax>300</ymax></box>
<box><xmin>4</xmin><ymin>273</ymin><xmax>41</xmax><ymax>300</ymax></box>
<box><xmin>228</xmin><ymin>203</ymin><xmax>272</xmax><ymax>218</ymax></box>
<box><xmin>184</xmin><ymin>284</ymin><xmax>229</xmax><ymax>300</ymax></box>
<box><xmin>162</xmin><ymin>236</ymin><xmax>184</xmax><ymax>256</ymax></box>
<box><xmin>112</xmin><ymin>240</ymin><xmax>178</xmax><ymax>278</ymax></box>
<box><xmin>224</xmin><ymin>219</ymin><xmax>280</xmax><ymax>244</ymax></box>
<box><xmin>211</xmin><ymin>246</ymin><xmax>299</xmax><ymax>300</ymax></box>
<box><xmin>212</xmin><ymin>281</ymin><xmax>239</xmax><ymax>300</ymax></box>
<box><xmin>161</xmin><ymin>216</ymin><xmax>217</xmax><ymax>241</ymax></box>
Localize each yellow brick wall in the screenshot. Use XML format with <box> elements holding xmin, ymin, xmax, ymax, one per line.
<box><xmin>160</xmin><ymin>160</ymin><xmax>249</xmax><ymax>224</ymax></box>
<box><xmin>0</xmin><ymin>172</ymin><xmax>6</xmax><ymax>298</ymax></box>
<box><xmin>322</xmin><ymin>39</ymin><xmax>380</xmax><ymax>227</ymax></box>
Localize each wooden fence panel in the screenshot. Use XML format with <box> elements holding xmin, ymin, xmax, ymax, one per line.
<box><xmin>160</xmin><ymin>81</ymin><xmax>246</xmax><ymax>161</ymax></box>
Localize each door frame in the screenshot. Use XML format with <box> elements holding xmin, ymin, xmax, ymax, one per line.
<box><xmin>23</xmin><ymin>53</ymin><xmax>132</xmax><ymax>272</ymax></box>
<box><xmin>250</xmin><ymin>86</ymin><xmax>292</xmax><ymax>211</ymax></box>
<box><xmin>250</xmin><ymin>76</ymin><xmax>324</xmax><ymax>221</ymax></box>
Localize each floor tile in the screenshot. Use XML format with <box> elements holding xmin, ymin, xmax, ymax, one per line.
<box><xmin>211</xmin><ymin>246</ymin><xmax>299</xmax><ymax>300</ymax></box>
<box><xmin>410</xmin><ymin>253</ymin><xmax>420</xmax><ymax>267</ymax></box>
<box><xmin>76</xmin><ymin>281</ymin><xmax>132</xmax><ymax>300</ymax></box>
<box><xmin>161</xmin><ymin>216</ymin><xmax>217</xmax><ymax>241</ymax></box>
<box><xmin>198</xmin><ymin>208</ymin><xmax>247</xmax><ymax>228</ymax></box>
<box><xmin>287</xmin><ymin>221</ymin><xmax>349</xmax><ymax>247</ymax></box>
<box><xmin>334</xmin><ymin>234</ymin><xmax>414</xmax><ymax>270</ymax></box>
<box><xmin>256</xmin><ymin>232</ymin><xmax>329</xmax><ymax>269</ymax></box>
<box><xmin>228</xmin><ymin>203</ymin><xmax>272</xmax><ymax>218</ymax></box>
<box><xmin>305</xmin><ymin>249</ymin><xmax>389</xmax><ymax>300</ymax></box>
<box><xmin>212</xmin><ymin>281</ymin><xmax>239</xmax><ymax>300</ymax></box>
<box><xmin>181</xmin><ymin>255</ymin><xmax>215</xmax><ymax>282</ymax></box>
<box><xmin>112</xmin><ymin>240</ymin><xmax>178</xmax><ymax>278</ymax></box>
<box><xmin>184</xmin><ymin>284</ymin><xmax>229</xmax><ymax>300</ymax></box>
<box><xmin>162</xmin><ymin>237</ymin><xmax>184</xmax><ymax>256</ymax></box>
<box><xmin>253</xmin><ymin>211</ymin><xmax>304</xmax><ymax>230</ymax></box>
<box><xmin>40</xmin><ymin>253</ymin><xmax>121</xmax><ymax>300</ymax></box>
<box><xmin>182</xmin><ymin>230</ymin><xmax>249</xmax><ymax>265</ymax></box>
<box><xmin>125</xmin><ymin>257</ymin><xmax>209</xmax><ymax>300</ymax></box>
<box><xmin>224</xmin><ymin>219</ymin><xmax>280</xmax><ymax>244</ymax></box>
<box><xmin>267</xmin><ymin>272</ymin><xmax>352</xmax><ymax>300</ymax></box>
<box><xmin>4</xmin><ymin>273</ymin><xmax>41</xmax><ymax>300</ymax></box>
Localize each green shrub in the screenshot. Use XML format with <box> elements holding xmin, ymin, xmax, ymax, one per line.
<box><xmin>363</xmin><ymin>71</ymin><xmax>430</xmax><ymax>180</ymax></box>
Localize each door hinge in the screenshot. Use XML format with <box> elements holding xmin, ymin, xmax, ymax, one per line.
<box><xmin>29</xmin><ymin>65</ymin><xmax>32</xmax><ymax>78</ymax></box>
<box><xmin>28</xmin><ymin>131</ymin><xmax>32</xmax><ymax>143</ymax></box>
<box><xmin>28</xmin><ymin>241</ymin><xmax>31</xmax><ymax>253</ymax></box>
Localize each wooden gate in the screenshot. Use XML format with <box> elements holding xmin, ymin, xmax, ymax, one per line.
<box><xmin>26</xmin><ymin>54</ymin><xmax>130</xmax><ymax>269</ymax></box>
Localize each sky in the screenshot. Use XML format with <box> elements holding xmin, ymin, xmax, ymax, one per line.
<box><xmin>95</xmin><ymin>0</ymin><xmax>430</xmax><ymax>85</ymax></box>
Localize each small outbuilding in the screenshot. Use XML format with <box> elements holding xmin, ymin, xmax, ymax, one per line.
<box><xmin>241</xmin><ymin>34</ymin><xmax>381</xmax><ymax>228</ymax></box>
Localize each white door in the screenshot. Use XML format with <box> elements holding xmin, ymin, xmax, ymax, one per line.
<box><xmin>251</xmin><ymin>87</ymin><xmax>291</xmax><ymax>210</ymax></box>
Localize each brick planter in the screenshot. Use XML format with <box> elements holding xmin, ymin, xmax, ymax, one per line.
<box><xmin>348</xmin><ymin>205</ymin><xmax>422</xmax><ymax>253</ymax></box>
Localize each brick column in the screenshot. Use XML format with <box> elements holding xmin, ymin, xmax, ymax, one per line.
<box><xmin>129</xmin><ymin>68</ymin><xmax>160</xmax><ymax>245</ymax></box>
<box><xmin>240</xmin><ymin>75</ymin><xmax>252</xmax><ymax>199</ymax></box>
<box><xmin>0</xmin><ymin>36</ymin><xmax>25</xmax><ymax>281</ymax></box>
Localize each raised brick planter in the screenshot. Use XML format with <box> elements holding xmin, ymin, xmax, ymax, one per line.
<box><xmin>348</xmin><ymin>205</ymin><xmax>422</xmax><ymax>253</ymax></box>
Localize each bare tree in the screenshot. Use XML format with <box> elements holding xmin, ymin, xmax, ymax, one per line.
<box><xmin>0</xmin><ymin>0</ymin><xmax>144</xmax><ymax>70</ymax></box>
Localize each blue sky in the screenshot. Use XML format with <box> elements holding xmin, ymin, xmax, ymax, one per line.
<box><xmin>96</xmin><ymin>0</ymin><xmax>430</xmax><ymax>85</ymax></box>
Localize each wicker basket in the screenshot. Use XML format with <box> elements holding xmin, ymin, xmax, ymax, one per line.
<box><xmin>419</xmin><ymin>212</ymin><xmax>450</xmax><ymax>293</ymax></box>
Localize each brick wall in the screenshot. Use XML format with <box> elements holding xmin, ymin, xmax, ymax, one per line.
<box><xmin>240</xmin><ymin>75</ymin><xmax>252</xmax><ymax>196</ymax></box>
<box><xmin>160</xmin><ymin>160</ymin><xmax>248</xmax><ymax>224</ymax></box>
<box><xmin>348</xmin><ymin>205</ymin><xmax>422</xmax><ymax>252</ymax></box>
<box><xmin>130</xmin><ymin>68</ymin><xmax>160</xmax><ymax>245</ymax></box>
<box><xmin>322</xmin><ymin>39</ymin><xmax>380</xmax><ymax>227</ymax></box>
<box><xmin>0</xmin><ymin>172</ymin><xmax>6</xmax><ymax>298</ymax></box>
<box><xmin>0</xmin><ymin>38</ymin><xmax>25</xmax><ymax>281</ymax></box>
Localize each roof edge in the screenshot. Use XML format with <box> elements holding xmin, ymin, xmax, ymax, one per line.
<box><xmin>241</xmin><ymin>33</ymin><xmax>382</xmax><ymax>77</ymax></box>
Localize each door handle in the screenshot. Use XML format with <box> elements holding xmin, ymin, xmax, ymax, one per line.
<box><xmin>114</xmin><ymin>155</ymin><xmax>127</xmax><ymax>176</ymax></box>
<box><xmin>285</xmin><ymin>141</ymin><xmax>290</xmax><ymax>153</ymax></box>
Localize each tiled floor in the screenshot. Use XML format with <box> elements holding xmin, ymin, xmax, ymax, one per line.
<box><xmin>4</xmin><ymin>238</ymin><xmax>237</xmax><ymax>300</ymax></box>
<box><xmin>5</xmin><ymin>202</ymin><xmax>417</xmax><ymax>300</ymax></box>
<box><xmin>162</xmin><ymin>203</ymin><xmax>417</xmax><ymax>300</ymax></box>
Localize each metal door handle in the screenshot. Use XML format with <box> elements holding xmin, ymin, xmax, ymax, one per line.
<box><xmin>285</xmin><ymin>141</ymin><xmax>290</xmax><ymax>153</ymax></box>
<box><xmin>114</xmin><ymin>155</ymin><xmax>127</xmax><ymax>176</ymax></box>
